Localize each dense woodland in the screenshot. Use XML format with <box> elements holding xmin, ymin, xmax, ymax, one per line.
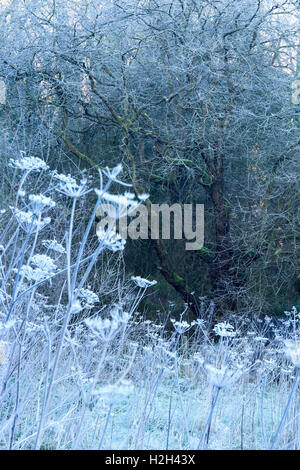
<box><xmin>0</xmin><ymin>0</ymin><xmax>299</xmax><ymax>319</ymax></box>
<box><xmin>1</xmin><ymin>0</ymin><xmax>300</xmax><ymax>452</ymax></box>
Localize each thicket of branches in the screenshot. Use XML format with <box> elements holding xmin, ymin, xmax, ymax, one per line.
<box><xmin>0</xmin><ymin>0</ymin><xmax>299</xmax><ymax>318</ymax></box>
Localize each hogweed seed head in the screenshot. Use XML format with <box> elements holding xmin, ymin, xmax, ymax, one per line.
<box><xmin>52</xmin><ymin>172</ymin><xmax>77</xmax><ymax>185</ymax></box>
<box><xmin>131</xmin><ymin>276</ymin><xmax>157</xmax><ymax>289</ymax></box>
<box><xmin>95</xmin><ymin>191</ymin><xmax>139</xmax><ymax>212</ymax></box>
<box><xmin>20</xmin><ymin>265</ymin><xmax>49</xmax><ymax>282</ymax></box>
<box><xmin>14</xmin><ymin>208</ymin><xmax>51</xmax><ymax>232</ymax></box>
<box><xmin>137</xmin><ymin>193</ymin><xmax>149</xmax><ymax>201</ymax></box>
<box><xmin>170</xmin><ymin>318</ymin><xmax>190</xmax><ymax>334</ymax></box>
<box><xmin>85</xmin><ymin>306</ymin><xmax>130</xmax><ymax>341</ymax></box>
<box><xmin>53</xmin><ymin>172</ymin><xmax>89</xmax><ymax>198</ymax></box>
<box><xmin>9</xmin><ymin>155</ymin><xmax>48</xmax><ymax>172</ymax></box>
<box><xmin>31</xmin><ymin>254</ymin><xmax>56</xmax><ymax>273</ymax></box>
<box><xmin>96</xmin><ymin>228</ymin><xmax>126</xmax><ymax>252</ymax></box>
<box><xmin>213</xmin><ymin>322</ymin><xmax>236</xmax><ymax>338</ymax></box>
<box><xmin>204</xmin><ymin>363</ymin><xmax>243</xmax><ymax>389</ymax></box>
<box><xmin>76</xmin><ymin>288</ymin><xmax>99</xmax><ymax>308</ymax></box>
<box><xmin>102</xmin><ymin>164</ymin><xmax>132</xmax><ymax>187</ymax></box>
<box><xmin>29</xmin><ymin>194</ymin><xmax>56</xmax><ymax>213</ymax></box>
<box><xmin>42</xmin><ymin>239</ymin><xmax>66</xmax><ymax>254</ymax></box>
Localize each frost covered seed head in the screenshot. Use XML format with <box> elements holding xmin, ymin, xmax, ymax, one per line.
<box><xmin>95</xmin><ymin>191</ymin><xmax>139</xmax><ymax>216</ymax></box>
<box><xmin>137</xmin><ymin>193</ymin><xmax>149</xmax><ymax>201</ymax></box>
<box><xmin>170</xmin><ymin>319</ymin><xmax>190</xmax><ymax>334</ymax></box>
<box><xmin>85</xmin><ymin>306</ymin><xmax>129</xmax><ymax>341</ymax></box>
<box><xmin>9</xmin><ymin>155</ymin><xmax>48</xmax><ymax>172</ymax></box>
<box><xmin>20</xmin><ymin>254</ymin><xmax>57</xmax><ymax>281</ymax></box>
<box><xmin>85</xmin><ymin>316</ymin><xmax>118</xmax><ymax>341</ymax></box>
<box><xmin>205</xmin><ymin>363</ymin><xmax>243</xmax><ymax>389</ymax></box>
<box><xmin>53</xmin><ymin>172</ymin><xmax>77</xmax><ymax>185</ymax></box>
<box><xmin>131</xmin><ymin>276</ymin><xmax>157</xmax><ymax>288</ymax></box>
<box><xmin>53</xmin><ymin>172</ymin><xmax>89</xmax><ymax>198</ymax></box>
<box><xmin>214</xmin><ymin>322</ymin><xmax>236</xmax><ymax>338</ymax></box>
<box><xmin>14</xmin><ymin>209</ymin><xmax>51</xmax><ymax>232</ymax></box>
<box><xmin>76</xmin><ymin>288</ymin><xmax>99</xmax><ymax>308</ymax></box>
<box><xmin>31</xmin><ymin>254</ymin><xmax>56</xmax><ymax>273</ymax></box>
<box><xmin>42</xmin><ymin>239</ymin><xmax>66</xmax><ymax>254</ymax></box>
<box><xmin>29</xmin><ymin>194</ymin><xmax>56</xmax><ymax>213</ymax></box>
<box><xmin>96</xmin><ymin>228</ymin><xmax>126</xmax><ymax>252</ymax></box>
<box><xmin>102</xmin><ymin>164</ymin><xmax>132</xmax><ymax>187</ymax></box>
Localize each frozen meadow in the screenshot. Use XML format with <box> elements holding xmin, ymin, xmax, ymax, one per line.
<box><xmin>0</xmin><ymin>157</ymin><xmax>299</xmax><ymax>450</ymax></box>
